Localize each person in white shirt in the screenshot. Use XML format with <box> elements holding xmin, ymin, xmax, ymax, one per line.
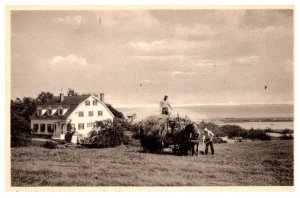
<box><xmin>202</xmin><ymin>128</ymin><xmax>215</xmax><ymax>155</ymax></box>
<box><xmin>160</xmin><ymin>95</ymin><xmax>172</xmax><ymax>115</ymax></box>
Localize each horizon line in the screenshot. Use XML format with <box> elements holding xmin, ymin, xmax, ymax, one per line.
<box><xmin>115</xmin><ymin>101</ymin><xmax>294</xmax><ymax>108</ymax></box>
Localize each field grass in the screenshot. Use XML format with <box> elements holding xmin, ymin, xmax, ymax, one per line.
<box><xmin>11</xmin><ymin>140</ymin><xmax>293</xmax><ymax>186</ymax></box>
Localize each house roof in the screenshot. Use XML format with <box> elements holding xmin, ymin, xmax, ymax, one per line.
<box><xmin>30</xmin><ymin>95</ymin><xmax>91</xmax><ymax>120</ymax></box>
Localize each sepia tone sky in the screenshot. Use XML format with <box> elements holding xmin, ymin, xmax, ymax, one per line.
<box><xmin>11</xmin><ymin>9</ymin><xmax>294</xmax><ymax>107</ymax></box>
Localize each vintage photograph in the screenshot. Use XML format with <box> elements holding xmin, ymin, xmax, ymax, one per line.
<box><xmin>8</xmin><ymin>7</ymin><xmax>294</xmax><ymax>188</ymax></box>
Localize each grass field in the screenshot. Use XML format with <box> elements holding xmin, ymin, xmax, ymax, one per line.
<box><xmin>11</xmin><ymin>140</ymin><xmax>293</xmax><ymax>186</ymax></box>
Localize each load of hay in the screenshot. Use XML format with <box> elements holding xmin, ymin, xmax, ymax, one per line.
<box><xmin>140</xmin><ymin>115</ymin><xmax>168</xmax><ymax>136</ymax></box>
<box><xmin>138</xmin><ymin>115</ymin><xmax>191</xmax><ymax>153</ymax></box>
<box><xmin>79</xmin><ymin>118</ymin><xmax>129</xmax><ymax>148</ymax></box>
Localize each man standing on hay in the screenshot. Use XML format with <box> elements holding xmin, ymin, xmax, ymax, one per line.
<box><xmin>160</xmin><ymin>95</ymin><xmax>172</xmax><ymax>115</ymax></box>
<box><xmin>203</xmin><ymin>128</ymin><xmax>215</xmax><ymax>155</ymax></box>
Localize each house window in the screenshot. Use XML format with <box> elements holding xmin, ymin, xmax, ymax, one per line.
<box><xmin>78</xmin><ymin>123</ymin><xmax>84</xmax><ymax>130</ymax></box>
<box><xmin>47</xmin><ymin>109</ymin><xmax>52</xmax><ymax>115</ymax></box>
<box><xmin>93</xmin><ymin>100</ymin><xmax>97</xmax><ymax>106</ymax></box>
<box><xmin>37</xmin><ymin>109</ymin><xmax>42</xmax><ymax>115</ymax></box>
<box><xmin>33</xmin><ymin>124</ymin><xmax>39</xmax><ymax>132</ymax></box>
<box><xmin>98</xmin><ymin>111</ymin><xmax>103</xmax><ymax>116</ymax></box>
<box><xmin>40</xmin><ymin>124</ymin><xmax>46</xmax><ymax>132</ymax></box>
<box><xmin>47</xmin><ymin>124</ymin><xmax>54</xmax><ymax>133</ymax></box>
<box><xmin>87</xmin><ymin>122</ymin><xmax>95</xmax><ymax>127</ymax></box>
<box><xmin>88</xmin><ymin>111</ymin><xmax>94</xmax><ymax>117</ymax></box>
<box><xmin>85</xmin><ymin>100</ymin><xmax>90</xmax><ymax>106</ymax></box>
<box><xmin>78</xmin><ymin>111</ymin><xmax>84</xmax><ymax>117</ymax></box>
<box><xmin>58</xmin><ymin>109</ymin><xmax>63</xmax><ymax>115</ymax></box>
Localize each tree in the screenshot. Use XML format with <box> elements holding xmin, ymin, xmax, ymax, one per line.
<box><xmin>67</xmin><ymin>88</ymin><xmax>79</xmax><ymax>96</ymax></box>
<box><xmin>11</xmin><ymin>97</ymin><xmax>38</xmax><ymax>147</ymax></box>
<box><xmin>37</xmin><ymin>92</ymin><xmax>54</xmax><ymax>104</ymax></box>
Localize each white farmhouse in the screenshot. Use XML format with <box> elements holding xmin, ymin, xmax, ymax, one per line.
<box><xmin>30</xmin><ymin>93</ymin><xmax>115</xmax><ymax>139</ymax></box>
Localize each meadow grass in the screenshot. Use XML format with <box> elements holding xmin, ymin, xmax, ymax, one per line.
<box><xmin>11</xmin><ymin>140</ymin><xmax>293</xmax><ymax>186</ymax></box>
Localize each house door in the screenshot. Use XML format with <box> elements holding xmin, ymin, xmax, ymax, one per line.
<box><xmin>52</xmin><ymin>123</ymin><xmax>61</xmax><ymax>138</ymax></box>
<box><xmin>61</xmin><ymin>123</ymin><xmax>65</xmax><ymax>134</ymax></box>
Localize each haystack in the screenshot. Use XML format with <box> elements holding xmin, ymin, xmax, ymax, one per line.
<box><xmin>141</xmin><ymin>115</ymin><xmax>169</xmax><ymax>137</ymax></box>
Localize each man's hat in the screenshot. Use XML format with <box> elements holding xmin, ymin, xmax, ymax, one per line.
<box><xmin>204</xmin><ymin>128</ymin><xmax>208</xmax><ymax>132</ymax></box>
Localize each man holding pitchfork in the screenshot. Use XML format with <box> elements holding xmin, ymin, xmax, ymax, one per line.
<box><xmin>203</xmin><ymin>128</ymin><xmax>215</xmax><ymax>155</ymax></box>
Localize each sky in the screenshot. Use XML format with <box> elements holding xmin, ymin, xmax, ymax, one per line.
<box><xmin>10</xmin><ymin>9</ymin><xmax>294</xmax><ymax>107</ymax></box>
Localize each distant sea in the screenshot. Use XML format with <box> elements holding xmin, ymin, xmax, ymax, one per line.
<box><xmin>117</xmin><ymin>104</ymin><xmax>294</xmax><ymax>130</ymax></box>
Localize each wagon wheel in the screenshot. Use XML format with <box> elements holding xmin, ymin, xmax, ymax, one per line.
<box><xmin>172</xmin><ymin>145</ymin><xmax>178</xmax><ymax>155</ymax></box>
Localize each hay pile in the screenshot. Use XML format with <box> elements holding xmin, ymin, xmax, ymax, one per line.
<box><xmin>140</xmin><ymin>115</ymin><xmax>168</xmax><ymax>137</ymax></box>
<box><xmin>141</xmin><ymin>115</ymin><xmax>190</xmax><ymax>135</ymax></box>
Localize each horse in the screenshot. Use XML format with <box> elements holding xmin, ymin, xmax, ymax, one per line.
<box><xmin>171</xmin><ymin>122</ymin><xmax>200</xmax><ymax>156</ymax></box>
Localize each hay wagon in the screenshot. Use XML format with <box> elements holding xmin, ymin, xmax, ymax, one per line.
<box><xmin>160</xmin><ymin>116</ymin><xmax>201</xmax><ymax>156</ymax></box>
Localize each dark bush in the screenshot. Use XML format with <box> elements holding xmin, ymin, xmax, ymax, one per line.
<box><xmin>280</xmin><ymin>129</ymin><xmax>294</xmax><ymax>140</ymax></box>
<box><xmin>81</xmin><ymin>118</ymin><xmax>128</xmax><ymax>148</ymax></box>
<box><xmin>132</xmin><ymin>122</ymin><xmax>143</xmax><ymax>139</ymax></box>
<box><xmin>265</xmin><ymin>128</ymin><xmax>272</xmax><ymax>133</ymax></box>
<box><xmin>11</xmin><ymin>133</ymin><xmax>31</xmax><ymax>147</ymax></box>
<box><xmin>220</xmin><ymin>125</ymin><xmax>271</xmax><ymax>141</ymax></box>
<box><xmin>220</xmin><ymin>125</ymin><xmax>245</xmax><ymax>139</ymax></box>
<box><xmin>65</xmin><ymin>131</ymin><xmax>74</xmax><ymax>142</ymax></box>
<box><xmin>122</xmin><ymin>135</ymin><xmax>131</xmax><ymax>145</ymax></box>
<box><xmin>279</xmin><ymin>135</ymin><xmax>294</xmax><ymax>140</ymax></box>
<box><xmin>44</xmin><ymin>141</ymin><xmax>58</xmax><ymax>149</ymax></box>
<box><xmin>58</xmin><ymin>140</ymin><xmax>67</xmax><ymax>145</ymax></box>
<box><xmin>198</xmin><ymin>121</ymin><xmax>225</xmax><ymax>137</ymax></box>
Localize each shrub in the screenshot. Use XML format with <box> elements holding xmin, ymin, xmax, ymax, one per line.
<box><xmin>280</xmin><ymin>134</ymin><xmax>294</xmax><ymax>140</ymax></box>
<box><xmin>11</xmin><ymin>133</ymin><xmax>31</xmax><ymax>147</ymax></box>
<box><xmin>220</xmin><ymin>125</ymin><xmax>245</xmax><ymax>139</ymax></box>
<box><xmin>65</xmin><ymin>131</ymin><xmax>74</xmax><ymax>142</ymax></box>
<box><xmin>122</xmin><ymin>135</ymin><xmax>131</xmax><ymax>145</ymax></box>
<box><xmin>132</xmin><ymin>123</ymin><xmax>143</xmax><ymax>139</ymax></box>
<box><xmin>280</xmin><ymin>129</ymin><xmax>294</xmax><ymax>140</ymax></box>
<box><xmin>44</xmin><ymin>141</ymin><xmax>58</xmax><ymax>149</ymax></box>
<box><xmin>81</xmin><ymin>118</ymin><xmax>128</xmax><ymax>148</ymax></box>
<box><xmin>198</xmin><ymin>121</ymin><xmax>225</xmax><ymax>137</ymax></box>
<box><xmin>58</xmin><ymin>140</ymin><xmax>67</xmax><ymax>145</ymax></box>
<box><xmin>219</xmin><ymin>125</ymin><xmax>271</xmax><ymax>141</ymax></box>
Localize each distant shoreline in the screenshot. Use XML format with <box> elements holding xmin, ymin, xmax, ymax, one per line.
<box><xmin>115</xmin><ymin>103</ymin><xmax>293</xmax><ymax>109</ymax></box>
<box><xmin>117</xmin><ymin>104</ymin><xmax>294</xmax><ymax>130</ymax></box>
<box><xmin>208</xmin><ymin>117</ymin><xmax>294</xmax><ymax>123</ymax></box>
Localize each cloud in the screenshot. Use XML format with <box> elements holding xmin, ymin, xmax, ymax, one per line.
<box><xmin>129</xmin><ymin>39</ymin><xmax>209</xmax><ymax>55</ymax></box>
<box><xmin>190</xmin><ymin>60</ymin><xmax>216</xmax><ymax>67</ymax></box>
<box><xmin>55</xmin><ymin>15</ymin><xmax>82</xmax><ymax>25</ymax></box>
<box><xmin>171</xmin><ymin>71</ymin><xmax>196</xmax><ymax>76</ymax></box>
<box><xmin>132</xmin><ymin>55</ymin><xmax>188</xmax><ymax>61</ymax></box>
<box><xmin>50</xmin><ymin>55</ymin><xmax>87</xmax><ymax>66</ymax></box>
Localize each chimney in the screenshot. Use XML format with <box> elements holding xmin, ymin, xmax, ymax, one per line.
<box><xmin>99</xmin><ymin>93</ymin><xmax>104</xmax><ymax>103</ymax></box>
<box><xmin>60</xmin><ymin>93</ymin><xmax>64</xmax><ymax>102</ymax></box>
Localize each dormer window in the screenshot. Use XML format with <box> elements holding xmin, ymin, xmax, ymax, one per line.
<box><xmin>47</xmin><ymin>109</ymin><xmax>52</xmax><ymax>115</ymax></box>
<box><xmin>85</xmin><ymin>100</ymin><xmax>90</xmax><ymax>106</ymax></box>
<box><xmin>58</xmin><ymin>109</ymin><xmax>63</xmax><ymax>115</ymax></box>
<box><xmin>37</xmin><ymin>109</ymin><xmax>42</xmax><ymax>115</ymax></box>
